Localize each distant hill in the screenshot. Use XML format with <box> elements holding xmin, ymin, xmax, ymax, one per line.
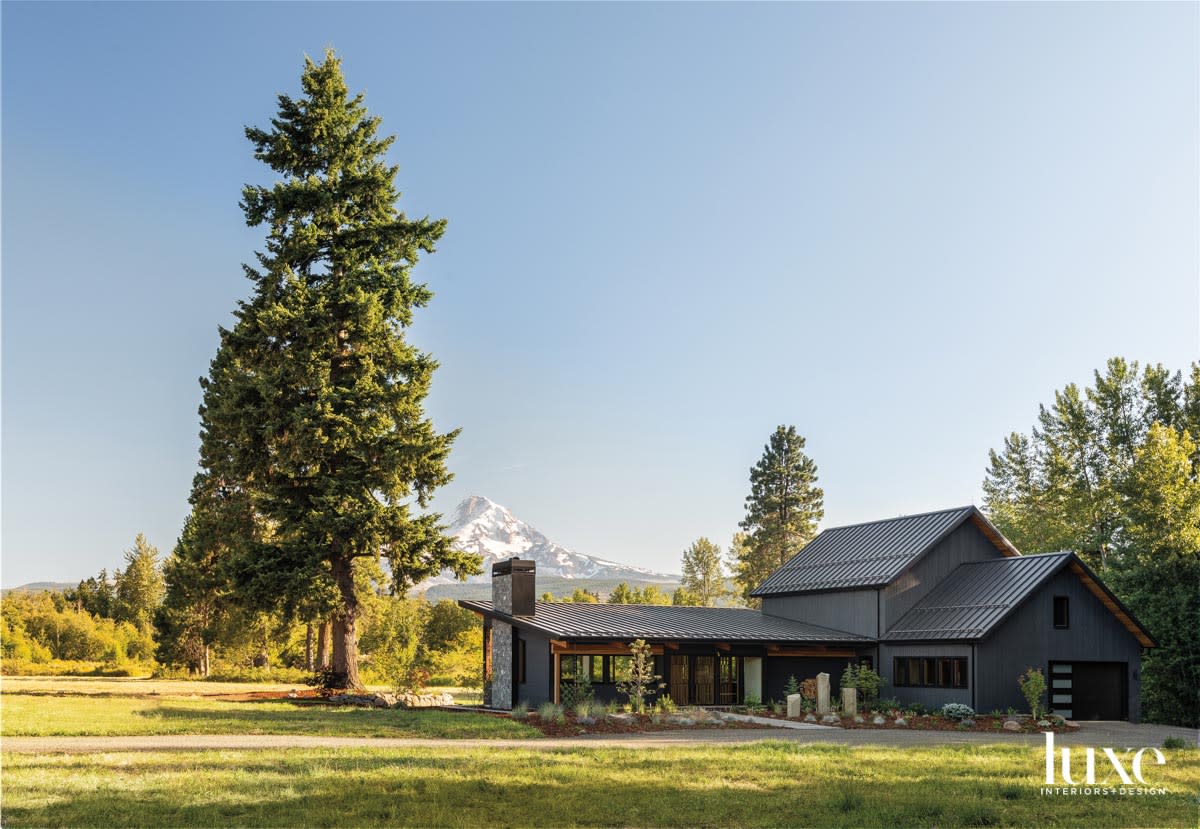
<box><xmin>1</xmin><ymin>581</ymin><xmax>76</xmax><ymax>595</ymax></box>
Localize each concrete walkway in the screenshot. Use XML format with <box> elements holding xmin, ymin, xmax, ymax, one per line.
<box><xmin>3</xmin><ymin>721</ymin><xmax>1193</xmax><ymax>754</ymax></box>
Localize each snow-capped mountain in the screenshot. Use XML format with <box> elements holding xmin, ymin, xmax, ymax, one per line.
<box><xmin>420</xmin><ymin>496</ymin><xmax>677</xmax><ymax>586</ymax></box>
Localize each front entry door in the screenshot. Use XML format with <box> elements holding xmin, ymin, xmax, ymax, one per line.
<box><xmin>693</xmin><ymin>656</ymin><xmax>716</xmax><ymax>705</ymax></box>
<box><xmin>669</xmin><ymin>656</ymin><xmax>690</xmax><ymax>705</ymax></box>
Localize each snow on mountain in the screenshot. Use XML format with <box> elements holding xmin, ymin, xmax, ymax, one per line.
<box><xmin>420</xmin><ymin>496</ymin><xmax>677</xmax><ymax>586</ymax></box>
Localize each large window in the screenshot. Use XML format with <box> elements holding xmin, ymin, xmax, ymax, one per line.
<box><xmin>893</xmin><ymin>656</ymin><xmax>968</xmax><ymax>689</ymax></box>
<box><xmin>559</xmin><ymin>655</ymin><xmax>614</xmax><ymax>685</ymax></box>
<box><xmin>1053</xmin><ymin>596</ymin><xmax>1069</xmax><ymax>629</ymax></box>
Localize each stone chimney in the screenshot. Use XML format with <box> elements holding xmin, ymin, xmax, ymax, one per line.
<box><xmin>489</xmin><ymin>558</ymin><xmax>535</xmax><ymax>709</ymax></box>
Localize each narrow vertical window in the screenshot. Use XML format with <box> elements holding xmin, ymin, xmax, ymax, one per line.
<box><xmin>1053</xmin><ymin>596</ymin><xmax>1069</xmax><ymax>629</ymax></box>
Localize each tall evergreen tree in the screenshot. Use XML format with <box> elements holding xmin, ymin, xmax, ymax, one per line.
<box><xmin>734</xmin><ymin>426</ymin><xmax>824</xmax><ymax>604</ymax></box>
<box><xmin>113</xmin><ymin>534</ymin><xmax>164</xmax><ymax>633</ymax></box>
<box><xmin>679</xmin><ymin>537</ymin><xmax>727</xmax><ymax>606</ymax></box>
<box><xmin>193</xmin><ymin>51</ymin><xmax>478</xmax><ymax>689</ymax></box>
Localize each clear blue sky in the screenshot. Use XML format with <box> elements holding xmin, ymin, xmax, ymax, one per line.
<box><xmin>3</xmin><ymin>2</ymin><xmax>1197</xmax><ymax>586</ymax></box>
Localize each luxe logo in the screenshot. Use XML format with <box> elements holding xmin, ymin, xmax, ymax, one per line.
<box><xmin>1044</xmin><ymin>731</ymin><xmax>1165</xmax><ymax>785</ymax></box>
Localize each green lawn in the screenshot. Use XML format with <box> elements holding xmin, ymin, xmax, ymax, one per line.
<box><xmin>1</xmin><ymin>692</ymin><xmax>535</xmax><ymax>739</ymax></box>
<box><xmin>3</xmin><ymin>742</ymin><xmax>1198</xmax><ymax>828</ymax></box>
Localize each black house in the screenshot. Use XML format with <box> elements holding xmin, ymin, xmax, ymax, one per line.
<box><xmin>461</xmin><ymin>506</ymin><xmax>1155</xmax><ymax>720</ymax></box>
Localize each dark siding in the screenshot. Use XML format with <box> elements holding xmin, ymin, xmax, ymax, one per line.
<box><xmin>975</xmin><ymin>569</ymin><xmax>1143</xmax><ymax>720</ymax></box>
<box><xmin>763</xmin><ymin>656</ymin><xmax>859</xmax><ymax>702</ymax></box>
<box><xmin>514</xmin><ymin>627</ymin><xmax>552</xmax><ymax>706</ymax></box>
<box><xmin>878</xmin><ymin>643</ymin><xmax>973</xmax><ymax>709</ymax></box>
<box><xmin>761</xmin><ymin>590</ymin><xmax>879</xmax><ymax>638</ymax></box>
<box><xmin>882</xmin><ymin>522</ymin><xmax>1002</xmax><ymax>631</ymax></box>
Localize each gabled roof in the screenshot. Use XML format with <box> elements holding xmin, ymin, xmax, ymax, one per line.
<box><xmin>459</xmin><ymin>600</ymin><xmax>871</xmax><ymax>643</ymax></box>
<box><xmin>884</xmin><ymin>552</ymin><xmax>1071</xmax><ymax>641</ymax></box>
<box><xmin>751</xmin><ymin>506</ymin><xmax>1018</xmax><ymax>597</ymax></box>
<box><xmin>884</xmin><ymin>552</ymin><xmax>1157</xmax><ymax>647</ymax></box>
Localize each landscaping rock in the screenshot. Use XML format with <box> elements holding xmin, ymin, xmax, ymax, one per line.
<box><xmin>841</xmin><ymin>687</ymin><xmax>857</xmax><ymax>717</ymax></box>
<box><xmin>804</xmin><ymin>714</ymin><xmax>818</xmax><ymax>723</ymax></box>
<box><xmin>328</xmin><ymin>693</ymin><xmax>390</xmax><ymax>708</ymax></box>
<box><xmin>1003</xmin><ymin>720</ymin><xmax>1022</xmax><ymax>732</ymax></box>
<box><xmin>1063</xmin><ymin>720</ymin><xmax>1079</xmax><ymax>729</ymax></box>
<box><xmin>607</xmin><ymin>712</ymin><xmax>635</xmax><ymax>723</ymax></box>
<box><xmin>893</xmin><ymin>717</ymin><xmax>907</xmax><ymax>727</ymax></box>
<box><xmin>577</xmin><ymin>715</ymin><xmax>596</xmax><ymax>726</ymax></box>
<box><xmin>820</xmin><ymin>714</ymin><xmax>840</xmax><ymax>724</ymax></box>
<box><xmin>1036</xmin><ymin>719</ymin><xmax>1052</xmax><ymax>729</ymax></box>
<box><xmin>872</xmin><ymin>715</ymin><xmax>886</xmax><ymax>725</ymax></box>
<box><xmin>665</xmin><ymin>715</ymin><xmax>697</xmax><ymax>726</ymax></box>
<box><xmin>394</xmin><ymin>692</ymin><xmax>453</xmax><ymax>708</ymax></box>
<box><xmin>959</xmin><ymin>718</ymin><xmax>976</xmax><ymax>728</ymax></box>
<box><xmin>816</xmin><ymin>672</ymin><xmax>831</xmax><ymax>715</ymax></box>
<box><xmin>786</xmin><ymin>694</ymin><xmax>803</xmax><ymax>718</ymax></box>
<box><xmin>853</xmin><ymin>715</ymin><xmax>864</xmax><ymax>724</ymax></box>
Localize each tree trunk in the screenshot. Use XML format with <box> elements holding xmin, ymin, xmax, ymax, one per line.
<box><xmin>305</xmin><ymin>623</ymin><xmax>315</xmax><ymax>672</ymax></box>
<box><xmin>317</xmin><ymin>621</ymin><xmax>331</xmax><ymax>671</ymax></box>
<box><xmin>330</xmin><ymin>556</ymin><xmax>363</xmax><ymax>690</ymax></box>
<box><xmin>202</xmin><ymin>644</ymin><xmax>210</xmax><ymax>678</ymax></box>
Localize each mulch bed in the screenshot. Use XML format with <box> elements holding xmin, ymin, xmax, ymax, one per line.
<box><xmin>736</xmin><ymin>709</ymin><xmax>1079</xmax><ymax>733</ymax></box>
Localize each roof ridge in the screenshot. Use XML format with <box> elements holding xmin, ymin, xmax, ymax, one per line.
<box><xmin>955</xmin><ymin>550</ymin><xmax>1072</xmax><ymax>567</ymax></box>
<box><xmin>820</xmin><ymin>505</ymin><xmax>975</xmax><ymax>533</ymax></box>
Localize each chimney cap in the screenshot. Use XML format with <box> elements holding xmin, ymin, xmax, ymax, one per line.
<box><xmin>492</xmin><ymin>558</ymin><xmax>536</xmax><ymax>576</ymax></box>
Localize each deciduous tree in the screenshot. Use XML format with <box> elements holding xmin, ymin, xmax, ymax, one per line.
<box><xmin>679</xmin><ymin>537</ymin><xmax>727</xmax><ymax>606</ymax></box>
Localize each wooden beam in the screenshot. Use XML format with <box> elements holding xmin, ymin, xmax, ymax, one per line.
<box><xmin>767</xmin><ymin>645</ymin><xmax>857</xmax><ymax>657</ymax></box>
<box><xmin>715</xmin><ymin>642</ymin><xmax>731</xmax><ymax>651</ymax></box>
<box><xmin>550</xmin><ymin>642</ymin><xmax>665</xmax><ymax>655</ymax></box>
<box><xmin>552</xmin><ymin>652</ymin><xmax>561</xmax><ymax>705</ymax></box>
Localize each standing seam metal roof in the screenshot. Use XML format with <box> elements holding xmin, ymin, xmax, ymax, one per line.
<box><xmin>459</xmin><ymin>600</ymin><xmax>872</xmax><ymax>642</ymax></box>
<box><xmin>883</xmin><ymin>552</ymin><xmax>1072</xmax><ymax>641</ymax></box>
<box><xmin>750</xmin><ymin>506</ymin><xmax>979</xmax><ymax>596</ymax></box>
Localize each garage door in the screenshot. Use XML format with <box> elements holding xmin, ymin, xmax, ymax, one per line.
<box><xmin>1048</xmin><ymin>662</ymin><xmax>1127</xmax><ymax>720</ymax></box>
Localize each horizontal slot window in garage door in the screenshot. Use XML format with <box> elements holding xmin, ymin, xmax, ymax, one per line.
<box><xmin>1049</xmin><ymin>662</ymin><xmax>1072</xmax><ymax>719</ymax></box>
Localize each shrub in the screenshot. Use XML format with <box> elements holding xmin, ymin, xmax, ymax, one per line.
<box><xmin>1162</xmin><ymin>736</ymin><xmax>1186</xmax><ymax>749</ymax></box>
<box><xmin>654</xmin><ymin>694</ymin><xmax>678</xmax><ymax>714</ymax></box>
<box><xmin>908</xmin><ymin>702</ymin><xmax>927</xmax><ymax>716</ymax></box>
<box><xmin>1018</xmin><ymin>667</ymin><xmax>1047</xmax><ymax>720</ymax></box>
<box><xmin>840</xmin><ymin>662</ymin><xmax>858</xmax><ymax>690</ymax></box>
<box><xmin>800</xmin><ymin>678</ymin><xmax>818</xmax><ymax>700</ymax></box>
<box><xmin>942</xmin><ymin>703</ymin><xmax>975</xmax><ymax>720</ymax></box>
<box><xmin>561</xmin><ymin>674</ymin><xmax>594</xmax><ymax>708</ymax></box>
<box><xmin>743</xmin><ymin>693</ymin><xmax>763</xmax><ymax>711</ymax></box>
<box><xmin>511</xmin><ymin>701</ymin><xmax>529</xmax><ymax>720</ymax></box>
<box><xmin>854</xmin><ymin>662</ymin><xmax>883</xmax><ymax>703</ymax></box>
<box><xmin>784</xmin><ymin>674</ymin><xmax>801</xmax><ymax>698</ymax></box>
<box><xmin>870</xmin><ymin>696</ymin><xmax>902</xmax><ymax>713</ymax></box>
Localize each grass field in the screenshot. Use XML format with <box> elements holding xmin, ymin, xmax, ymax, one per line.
<box><xmin>0</xmin><ymin>677</ymin><xmax>526</xmax><ymax>739</ymax></box>
<box><xmin>4</xmin><ymin>742</ymin><xmax>1198</xmax><ymax>828</ymax></box>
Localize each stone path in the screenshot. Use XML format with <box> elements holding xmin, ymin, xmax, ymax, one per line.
<box><xmin>3</xmin><ymin>721</ymin><xmax>1193</xmax><ymax>754</ymax></box>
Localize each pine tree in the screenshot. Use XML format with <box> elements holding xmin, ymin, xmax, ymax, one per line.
<box><xmin>193</xmin><ymin>51</ymin><xmax>479</xmax><ymax>689</ymax></box>
<box><xmin>679</xmin><ymin>537</ymin><xmax>727</xmax><ymax>606</ymax></box>
<box><xmin>734</xmin><ymin>426</ymin><xmax>824</xmax><ymax>604</ymax></box>
<box><xmin>113</xmin><ymin>534</ymin><xmax>164</xmax><ymax>633</ymax></box>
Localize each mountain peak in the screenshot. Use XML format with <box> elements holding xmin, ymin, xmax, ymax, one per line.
<box><xmin>419</xmin><ymin>496</ymin><xmax>676</xmax><ymax>587</ymax></box>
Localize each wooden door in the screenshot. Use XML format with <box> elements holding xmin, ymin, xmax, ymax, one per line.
<box><xmin>693</xmin><ymin>656</ymin><xmax>716</xmax><ymax>705</ymax></box>
<box><xmin>669</xmin><ymin>656</ymin><xmax>690</xmax><ymax>705</ymax></box>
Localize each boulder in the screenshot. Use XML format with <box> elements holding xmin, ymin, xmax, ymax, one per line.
<box><xmin>821</xmin><ymin>714</ymin><xmax>840</xmax><ymax>724</ymax></box>
<box><xmin>816</xmin><ymin>672</ymin><xmax>831</xmax><ymax>715</ymax></box>
<box><xmin>666</xmin><ymin>715</ymin><xmax>697</xmax><ymax>726</ymax></box>
<box><xmin>893</xmin><ymin>717</ymin><xmax>907</xmax><ymax>727</ymax></box>
<box><xmin>394</xmin><ymin>692</ymin><xmax>453</xmax><ymax>708</ymax></box>
<box><xmin>872</xmin><ymin>715</ymin><xmax>886</xmax><ymax>725</ymax></box>
<box><xmin>959</xmin><ymin>718</ymin><xmax>976</xmax><ymax>728</ymax></box>
<box><xmin>804</xmin><ymin>713</ymin><xmax>818</xmax><ymax>723</ymax></box>
<box><xmin>786</xmin><ymin>694</ymin><xmax>803</xmax><ymax>718</ymax></box>
<box><xmin>1063</xmin><ymin>720</ymin><xmax>1079</xmax><ymax>729</ymax></box>
<box><xmin>841</xmin><ymin>687</ymin><xmax>857</xmax><ymax>717</ymax></box>
<box><xmin>1003</xmin><ymin>720</ymin><xmax>1022</xmax><ymax>732</ymax></box>
<box><xmin>607</xmin><ymin>712</ymin><xmax>635</xmax><ymax>722</ymax></box>
<box><xmin>853</xmin><ymin>714</ymin><xmax>864</xmax><ymax>724</ymax></box>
